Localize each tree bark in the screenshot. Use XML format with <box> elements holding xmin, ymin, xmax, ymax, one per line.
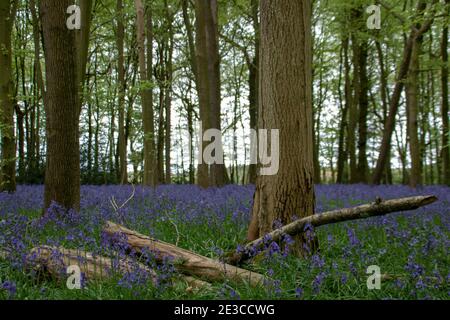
<box><xmin>355</xmin><ymin>35</ymin><xmax>369</xmax><ymax>183</ymax></box>
<box><xmin>27</xmin><ymin>246</ymin><xmax>210</xmax><ymax>290</ymax></box>
<box><xmin>103</xmin><ymin>221</ymin><xmax>265</xmax><ymax>287</ymax></box>
<box><xmin>247</xmin><ymin>0</ymin><xmax>260</xmax><ymax>185</ymax></box>
<box><xmin>372</xmin><ymin>0</ymin><xmax>435</xmax><ymax>184</ymax></box>
<box><xmin>195</xmin><ymin>0</ymin><xmax>227</xmax><ymax>188</ymax></box>
<box><xmin>117</xmin><ymin>0</ymin><xmax>128</xmax><ymax>184</ymax></box>
<box><xmin>247</xmin><ymin>0</ymin><xmax>315</xmax><ymax>256</ymax></box>
<box><xmin>135</xmin><ymin>0</ymin><xmax>156</xmax><ymax>186</ymax></box>
<box><xmin>164</xmin><ymin>0</ymin><xmax>174</xmax><ymax>185</ymax></box>
<box><xmin>441</xmin><ymin>0</ymin><xmax>450</xmax><ymax>185</ymax></box>
<box><xmin>406</xmin><ymin>35</ymin><xmax>423</xmax><ymax>188</ymax></box>
<box><xmin>336</xmin><ymin>38</ymin><xmax>348</xmax><ymax>184</ymax></box>
<box><xmin>0</xmin><ymin>1</ymin><xmax>18</xmax><ymax>193</ymax></box>
<box><xmin>375</xmin><ymin>40</ymin><xmax>393</xmax><ymax>184</ymax></box>
<box><xmin>40</xmin><ymin>0</ymin><xmax>81</xmax><ymax>211</ymax></box>
<box><xmin>75</xmin><ymin>0</ymin><xmax>93</xmax><ymax>115</ymax></box>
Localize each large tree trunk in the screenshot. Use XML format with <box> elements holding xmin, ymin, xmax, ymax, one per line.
<box><xmin>247</xmin><ymin>0</ymin><xmax>315</xmax><ymax>256</ymax></box>
<box><xmin>0</xmin><ymin>1</ymin><xmax>17</xmax><ymax>193</ymax></box>
<box><xmin>135</xmin><ymin>0</ymin><xmax>156</xmax><ymax>186</ymax></box>
<box><xmin>40</xmin><ymin>0</ymin><xmax>81</xmax><ymax>211</ymax></box>
<box><xmin>441</xmin><ymin>0</ymin><xmax>450</xmax><ymax>185</ymax></box>
<box><xmin>195</xmin><ymin>0</ymin><xmax>226</xmax><ymax>188</ymax></box>
<box><xmin>195</xmin><ymin>0</ymin><xmax>211</xmax><ymax>188</ymax></box>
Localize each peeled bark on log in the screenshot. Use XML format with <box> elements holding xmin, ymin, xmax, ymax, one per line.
<box><xmin>228</xmin><ymin>195</ymin><xmax>438</xmax><ymax>265</ymax></box>
<box><xmin>103</xmin><ymin>221</ymin><xmax>265</xmax><ymax>287</ymax></box>
<box><xmin>27</xmin><ymin>246</ymin><xmax>156</xmax><ymax>283</ymax></box>
<box><xmin>26</xmin><ymin>246</ymin><xmax>210</xmax><ymax>290</ymax></box>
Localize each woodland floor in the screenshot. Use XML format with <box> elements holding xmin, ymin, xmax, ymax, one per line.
<box><xmin>0</xmin><ymin>184</ymin><xmax>449</xmax><ymax>300</ymax></box>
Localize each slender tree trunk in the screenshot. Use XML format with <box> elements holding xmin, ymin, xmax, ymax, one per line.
<box><xmin>29</xmin><ymin>0</ymin><xmax>44</xmax><ymax>179</ymax></box>
<box><xmin>247</xmin><ymin>0</ymin><xmax>316</xmax><ymax>256</ymax></box>
<box><xmin>441</xmin><ymin>0</ymin><xmax>450</xmax><ymax>185</ymax></box>
<box><xmin>345</xmin><ymin>37</ymin><xmax>357</xmax><ymax>184</ymax></box>
<box><xmin>247</xmin><ymin>0</ymin><xmax>259</xmax><ymax>185</ymax></box>
<box><xmin>40</xmin><ymin>0</ymin><xmax>81</xmax><ymax>211</ymax></box>
<box><xmin>375</xmin><ymin>41</ymin><xmax>393</xmax><ymax>184</ymax></box>
<box><xmin>156</xmin><ymin>44</ymin><xmax>165</xmax><ymax>184</ymax></box>
<box><xmin>181</xmin><ymin>0</ymin><xmax>197</xmax><ymax>185</ymax></box>
<box><xmin>406</xmin><ymin>33</ymin><xmax>423</xmax><ymax>188</ymax></box>
<box><xmin>135</xmin><ymin>0</ymin><xmax>156</xmax><ymax>186</ymax></box>
<box><xmin>117</xmin><ymin>0</ymin><xmax>128</xmax><ymax>184</ymax></box>
<box><xmin>75</xmin><ymin>0</ymin><xmax>93</xmax><ymax>115</ymax></box>
<box><xmin>164</xmin><ymin>0</ymin><xmax>174</xmax><ymax>184</ymax></box>
<box><xmin>336</xmin><ymin>38</ymin><xmax>348</xmax><ymax>184</ymax></box>
<box><xmin>356</xmin><ymin>39</ymin><xmax>369</xmax><ymax>183</ymax></box>
<box><xmin>15</xmin><ymin>106</ymin><xmax>25</xmax><ymax>182</ymax></box>
<box><xmin>372</xmin><ymin>0</ymin><xmax>435</xmax><ymax>184</ymax></box>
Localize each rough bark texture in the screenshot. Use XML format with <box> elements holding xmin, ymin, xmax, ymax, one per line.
<box><xmin>0</xmin><ymin>1</ymin><xmax>17</xmax><ymax>193</ymax></box>
<box><xmin>247</xmin><ymin>0</ymin><xmax>315</xmax><ymax>256</ymax></box>
<box><xmin>195</xmin><ymin>0</ymin><xmax>226</xmax><ymax>188</ymax></box>
<box><xmin>40</xmin><ymin>0</ymin><xmax>81</xmax><ymax>211</ymax></box>
<box><xmin>135</xmin><ymin>0</ymin><xmax>156</xmax><ymax>186</ymax></box>
<box><xmin>103</xmin><ymin>221</ymin><xmax>265</xmax><ymax>287</ymax></box>
<box><xmin>232</xmin><ymin>195</ymin><xmax>437</xmax><ymax>265</ymax></box>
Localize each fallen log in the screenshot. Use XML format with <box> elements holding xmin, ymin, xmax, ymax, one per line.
<box><xmin>27</xmin><ymin>246</ymin><xmax>210</xmax><ymax>290</ymax></box>
<box><xmin>103</xmin><ymin>221</ymin><xmax>265</xmax><ymax>287</ymax></box>
<box><xmin>228</xmin><ymin>195</ymin><xmax>438</xmax><ymax>265</ymax></box>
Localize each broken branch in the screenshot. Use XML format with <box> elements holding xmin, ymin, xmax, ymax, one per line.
<box><xmin>229</xmin><ymin>195</ymin><xmax>438</xmax><ymax>265</ymax></box>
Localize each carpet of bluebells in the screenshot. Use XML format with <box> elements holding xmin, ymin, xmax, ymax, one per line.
<box><xmin>0</xmin><ymin>184</ymin><xmax>449</xmax><ymax>300</ymax></box>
